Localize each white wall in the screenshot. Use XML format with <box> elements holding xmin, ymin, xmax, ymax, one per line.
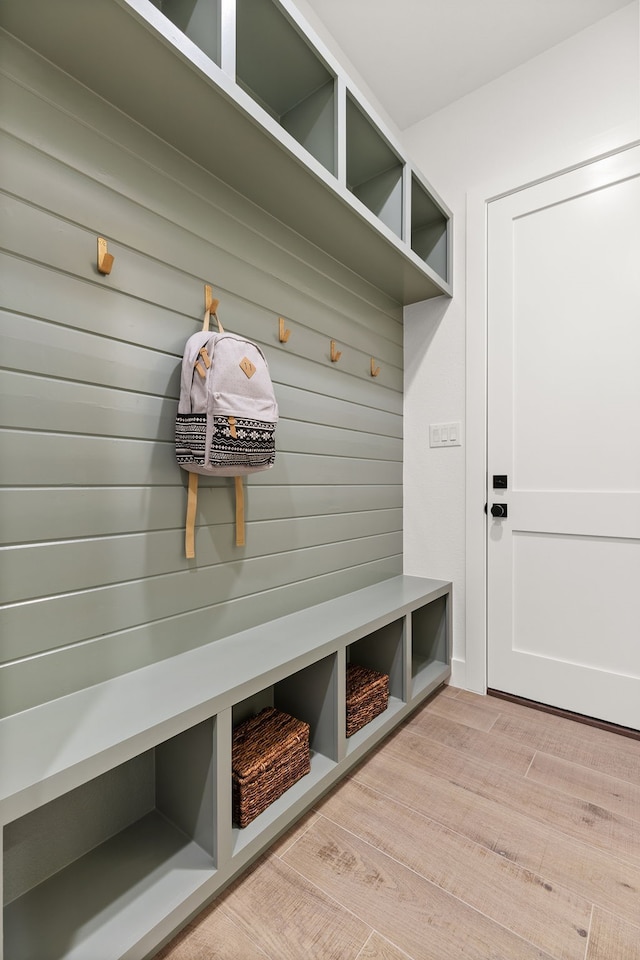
<box><xmin>402</xmin><ymin>2</ymin><xmax>640</xmax><ymax>689</ymax></box>
<box><xmin>292</xmin><ymin>0</ymin><xmax>403</xmax><ymax>139</ymax></box>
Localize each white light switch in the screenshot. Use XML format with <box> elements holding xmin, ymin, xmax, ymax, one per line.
<box><xmin>430</xmin><ymin>422</ymin><xmax>462</xmax><ymax>447</ymax></box>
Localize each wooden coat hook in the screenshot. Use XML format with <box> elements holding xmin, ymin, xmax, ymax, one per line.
<box><xmin>370</xmin><ymin>357</ymin><xmax>381</xmax><ymax>377</ymax></box>
<box><xmin>204</xmin><ymin>284</ymin><xmax>220</xmax><ymax>315</ymax></box>
<box><xmin>204</xmin><ymin>284</ymin><xmax>221</xmax><ymax>331</ymax></box>
<box><xmin>330</xmin><ymin>340</ymin><xmax>342</xmax><ymax>363</ymax></box>
<box><xmin>97</xmin><ymin>237</ymin><xmax>114</xmax><ymax>275</ymax></box>
<box><xmin>279</xmin><ymin>317</ymin><xmax>291</xmax><ymax>343</ymax></box>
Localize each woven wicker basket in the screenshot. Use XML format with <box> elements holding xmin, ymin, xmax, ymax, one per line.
<box><xmin>232</xmin><ymin>706</ymin><xmax>311</xmax><ymax>828</ymax></box>
<box><xmin>345</xmin><ymin>663</ymin><xmax>389</xmax><ymax>737</ymax></box>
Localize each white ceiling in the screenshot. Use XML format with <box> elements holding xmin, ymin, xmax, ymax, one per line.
<box><xmin>302</xmin><ymin>0</ymin><xmax>634</xmax><ymax>130</ymax></box>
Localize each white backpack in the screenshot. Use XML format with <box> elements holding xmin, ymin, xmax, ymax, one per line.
<box><xmin>176</xmin><ymin>302</ymin><xmax>278</xmax><ymax>557</ymax></box>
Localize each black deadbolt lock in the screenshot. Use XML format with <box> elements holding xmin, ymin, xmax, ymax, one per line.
<box><xmin>490</xmin><ymin>503</ymin><xmax>508</xmax><ymax>519</ymax></box>
<box><xmin>493</xmin><ymin>475</ymin><xmax>508</xmax><ymax>489</ymax></box>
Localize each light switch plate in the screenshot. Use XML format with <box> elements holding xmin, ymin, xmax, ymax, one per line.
<box><xmin>429</xmin><ymin>422</ymin><xmax>462</xmax><ymax>447</ymax></box>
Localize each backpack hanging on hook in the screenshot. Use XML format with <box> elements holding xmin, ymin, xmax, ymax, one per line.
<box><xmin>175</xmin><ymin>295</ymin><xmax>278</xmax><ymax>558</ymax></box>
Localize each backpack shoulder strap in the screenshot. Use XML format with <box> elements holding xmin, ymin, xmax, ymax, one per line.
<box><xmin>203</xmin><ymin>297</ymin><xmax>223</xmax><ymax>334</ymax></box>
<box><xmin>235</xmin><ymin>476</ymin><xmax>245</xmax><ymax>547</ymax></box>
<box><xmin>184</xmin><ymin>297</ymin><xmax>225</xmax><ymax>559</ymax></box>
<box><xmin>185</xmin><ymin>471</ymin><xmax>199</xmax><ymax>559</ymax></box>
<box><xmin>186</xmin><ymin>474</ymin><xmax>244</xmax><ymax>555</ymax></box>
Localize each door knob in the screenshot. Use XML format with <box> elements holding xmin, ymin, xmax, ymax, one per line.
<box><xmin>490</xmin><ymin>503</ymin><xmax>508</xmax><ymax>518</ymax></box>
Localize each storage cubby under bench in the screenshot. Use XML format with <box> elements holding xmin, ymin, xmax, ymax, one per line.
<box><xmin>0</xmin><ymin>575</ymin><xmax>451</xmax><ymax>960</ymax></box>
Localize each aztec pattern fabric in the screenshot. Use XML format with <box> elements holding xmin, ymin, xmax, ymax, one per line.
<box><xmin>176</xmin><ymin>413</ymin><xmax>276</xmax><ymax>473</ymax></box>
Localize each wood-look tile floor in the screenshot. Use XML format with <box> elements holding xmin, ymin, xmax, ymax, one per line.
<box><xmin>154</xmin><ymin>687</ymin><xmax>640</xmax><ymax>960</ymax></box>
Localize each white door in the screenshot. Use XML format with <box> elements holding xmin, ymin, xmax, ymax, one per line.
<box><xmin>487</xmin><ymin>144</ymin><xmax>640</xmax><ymax>730</ymax></box>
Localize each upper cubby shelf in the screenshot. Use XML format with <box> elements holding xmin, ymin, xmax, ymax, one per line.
<box><xmin>0</xmin><ymin>0</ymin><xmax>452</xmax><ymax>304</ymax></box>
<box><xmin>150</xmin><ymin>0</ymin><xmax>222</xmax><ymax>65</ymax></box>
<box><xmin>236</xmin><ymin>0</ymin><xmax>337</xmax><ymax>175</ymax></box>
<box><xmin>411</xmin><ymin>174</ymin><xmax>449</xmax><ymax>285</ymax></box>
<box><xmin>346</xmin><ymin>93</ymin><xmax>404</xmax><ymax>240</ymax></box>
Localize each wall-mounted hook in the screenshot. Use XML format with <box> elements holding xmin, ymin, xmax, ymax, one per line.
<box><xmin>204</xmin><ymin>284</ymin><xmax>220</xmax><ymax>316</ymax></box>
<box><xmin>97</xmin><ymin>237</ymin><xmax>114</xmax><ymax>275</ymax></box>
<box><xmin>370</xmin><ymin>357</ymin><xmax>381</xmax><ymax>377</ymax></box>
<box><xmin>330</xmin><ymin>340</ymin><xmax>342</xmax><ymax>363</ymax></box>
<box><xmin>279</xmin><ymin>317</ymin><xmax>291</xmax><ymax>343</ymax></box>
<box><xmin>203</xmin><ymin>284</ymin><xmax>221</xmax><ymax>331</ymax></box>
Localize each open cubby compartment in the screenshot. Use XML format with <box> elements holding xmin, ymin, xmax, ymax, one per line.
<box><xmin>235</xmin><ymin>0</ymin><xmax>336</xmax><ymax>174</ymax></box>
<box><xmin>411</xmin><ymin>594</ymin><xmax>450</xmax><ymax>699</ymax></box>
<box><xmin>411</xmin><ymin>174</ymin><xmax>449</xmax><ymax>282</ymax></box>
<box><xmin>3</xmin><ymin>720</ymin><xmax>216</xmax><ymax>960</ymax></box>
<box><xmin>148</xmin><ymin>0</ymin><xmax>221</xmax><ymax>65</ymax></box>
<box><xmin>345</xmin><ymin>618</ymin><xmax>406</xmax><ymax>752</ymax></box>
<box><xmin>346</xmin><ymin>93</ymin><xmax>404</xmax><ymax>238</ymax></box>
<box><xmin>230</xmin><ymin>653</ymin><xmax>338</xmax><ymax>853</ymax></box>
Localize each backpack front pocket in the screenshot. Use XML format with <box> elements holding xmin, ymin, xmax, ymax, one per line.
<box><xmin>210</xmin><ymin>414</ymin><xmax>276</xmax><ymax>474</ymax></box>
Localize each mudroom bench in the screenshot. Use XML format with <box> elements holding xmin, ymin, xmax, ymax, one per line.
<box><xmin>0</xmin><ymin>575</ymin><xmax>451</xmax><ymax>960</ymax></box>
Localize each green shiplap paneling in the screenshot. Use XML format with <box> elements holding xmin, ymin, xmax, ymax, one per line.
<box><xmin>0</xmin><ymin>433</ymin><xmax>402</xmax><ymax>487</ymax></box>
<box><xmin>0</xmin><ymin>309</ymin><xmax>183</xmax><ymax>399</ymax></box>
<box><xmin>0</xmin><ymin>484</ymin><xmax>402</xmax><ymax>545</ymax></box>
<box><xmin>0</xmin><ymin>370</ymin><xmax>177</xmax><ymax>441</ymax></box>
<box><xmin>0</xmin><ymin>532</ymin><xmax>403</xmax><ymax>659</ymax></box>
<box><xmin>0</xmin><ymin>191</ymin><xmax>403</xmax><ymax>372</ymax></box>
<box><xmin>0</xmin><ymin>168</ymin><xmax>404</xmax><ymax>399</ymax></box>
<box><xmin>0</xmin><ymin>33</ymin><xmax>405</xmax><ymax>715</ymax></box>
<box><xmin>275</xmin><ymin>385</ymin><xmax>401</xmax><ymax>438</ymax></box>
<box><xmin>0</xmin><ymin>557</ymin><xmax>403</xmax><ymax>717</ymax></box>
<box><xmin>1</xmin><ymin>510</ymin><xmax>403</xmax><ymax>607</ymax></box>
<box><xmin>0</xmin><ymin>372</ymin><xmax>403</xmax><ymax>461</ymax></box>
<box><xmin>1</xmin><ymin>306</ymin><xmax>403</xmax><ymax>419</ymax></box>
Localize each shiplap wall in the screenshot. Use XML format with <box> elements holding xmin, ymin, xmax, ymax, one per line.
<box><xmin>0</xmin><ymin>32</ymin><xmax>403</xmax><ymax>718</ymax></box>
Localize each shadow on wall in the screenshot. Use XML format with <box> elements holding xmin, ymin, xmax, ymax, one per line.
<box><xmin>403</xmin><ymin>297</ymin><xmax>451</xmax><ymax>390</ymax></box>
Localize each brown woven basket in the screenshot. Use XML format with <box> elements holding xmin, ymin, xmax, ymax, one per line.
<box><xmin>346</xmin><ymin>663</ymin><xmax>389</xmax><ymax>737</ymax></box>
<box><xmin>232</xmin><ymin>706</ymin><xmax>310</xmax><ymax>828</ymax></box>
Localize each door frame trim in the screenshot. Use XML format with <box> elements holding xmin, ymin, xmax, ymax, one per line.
<box><xmin>464</xmin><ymin>135</ymin><xmax>640</xmax><ymax>695</ymax></box>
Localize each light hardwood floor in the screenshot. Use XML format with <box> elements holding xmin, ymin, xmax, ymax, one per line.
<box><xmin>154</xmin><ymin>687</ymin><xmax>640</xmax><ymax>960</ymax></box>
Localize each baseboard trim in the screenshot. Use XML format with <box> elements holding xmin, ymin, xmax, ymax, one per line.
<box><xmin>449</xmin><ymin>657</ymin><xmax>466</xmax><ymax>691</ymax></box>
<box><xmin>487</xmin><ymin>688</ymin><xmax>640</xmax><ymax>742</ymax></box>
